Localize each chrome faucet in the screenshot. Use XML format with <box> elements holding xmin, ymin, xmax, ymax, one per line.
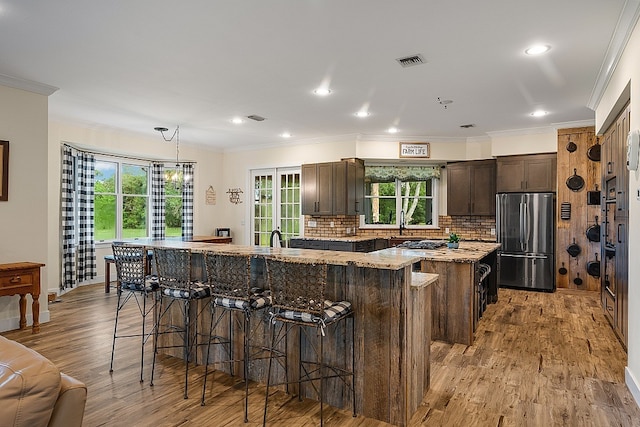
<box><xmin>399</xmin><ymin>210</ymin><xmax>406</xmax><ymax>235</ymax></box>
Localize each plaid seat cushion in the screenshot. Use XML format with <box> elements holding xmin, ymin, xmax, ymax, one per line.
<box><xmin>214</xmin><ymin>289</ymin><xmax>272</xmax><ymax>310</ymax></box>
<box><xmin>162</xmin><ymin>282</ymin><xmax>210</xmax><ymax>299</ymax></box>
<box><xmin>120</xmin><ymin>275</ymin><xmax>159</xmax><ymax>292</ymax></box>
<box><xmin>278</xmin><ymin>300</ymin><xmax>352</xmax><ymax>325</ymax></box>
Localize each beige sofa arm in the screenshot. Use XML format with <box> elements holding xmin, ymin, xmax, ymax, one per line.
<box><xmin>48</xmin><ymin>373</ymin><xmax>87</xmax><ymax>427</ymax></box>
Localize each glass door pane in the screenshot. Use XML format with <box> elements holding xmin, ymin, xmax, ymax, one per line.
<box><xmin>251</xmin><ymin>168</ymin><xmax>301</xmax><ymax>247</ymax></box>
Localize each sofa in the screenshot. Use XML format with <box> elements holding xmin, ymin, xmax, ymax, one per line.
<box><xmin>0</xmin><ymin>335</ymin><xmax>87</xmax><ymax>427</ymax></box>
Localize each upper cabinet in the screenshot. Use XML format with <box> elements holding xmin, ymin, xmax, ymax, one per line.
<box><xmin>302</xmin><ymin>159</ymin><xmax>364</xmax><ymax>216</ymax></box>
<box><xmin>447</xmin><ymin>159</ymin><xmax>496</xmax><ymax>216</ymax></box>
<box><xmin>496</xmin><ymin>153</ymin><xmax>557</xmax><ymax>192</ymax></box>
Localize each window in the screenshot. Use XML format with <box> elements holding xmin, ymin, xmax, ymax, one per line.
<box><xmin>362</xmin><ymin>165</ymin><xmax>439</xmax><ymax>228</ymax></box>
<box><xmin>164</xmin><ymin>166</ymin><xmax>182</xmax><ymax>237</ymax></box>
<box><xmin>95</xmin><ymin>161</ymin><xmax>117</xmax><ymax>241</ymax></box>
<box><xmin>94</xmin><ymin>158</ymin><xmax>150</xmax><ymax>241</ymax></box>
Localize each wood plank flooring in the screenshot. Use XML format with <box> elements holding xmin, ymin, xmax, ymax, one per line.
<box><xmin>2</xmin><ymin>284</ymin><xmax>639</xmax><ymax>426</ymax></box>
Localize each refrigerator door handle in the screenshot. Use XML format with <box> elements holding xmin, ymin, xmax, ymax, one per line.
<box><xmin>519</xmin><ymin>202</ymin><xmax>525</xmax><ymax>251</ymax></box>
<box><xmin>524</xmin><ymin>202</ymin><xmax>531</xmax><ymax>245</ymax></box>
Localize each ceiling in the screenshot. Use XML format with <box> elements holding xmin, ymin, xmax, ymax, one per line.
<box><xmin>0</xmin><ymin>1</ymin><xmax>636</xmax><ymax>150</ymax></box>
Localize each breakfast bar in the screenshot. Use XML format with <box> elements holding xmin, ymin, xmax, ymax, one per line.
<box><xmin>131</xmin><ymin>239</ymin><xmax>437</xmax><ymax>426</ymax></box>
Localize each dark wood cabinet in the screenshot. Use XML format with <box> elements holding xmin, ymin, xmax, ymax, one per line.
<box><xmin>447</xmin><ymin>159</ymin><xmax>496</xmax><ymax>215</ymax></box>
<box><xmin>302</xmin><ymin>162</ymin><xmax>334</xmax><ymax>215</ymax></box>
<box><xmin>301</xmin><ymin>159</ymin><xmax>364</xmax><ymax>215</ymax></box>
<box><xmin>496</xmin><ymin>153</ymin><xmax>556</xmax><ymax>192</ymax></box>
<box><xmin>600</xmin><ymin>102</ymin><xmax>630</xmax><ymax>348</ymax></box>
<box><xmin>289</xmin><ymin>238</ymin><xmax>376</xmax><ymax>253</ymax></box>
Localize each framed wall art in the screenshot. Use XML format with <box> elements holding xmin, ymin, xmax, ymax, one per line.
<box><xmin>399</xmin><ymin>142</ymin><xmax>430</xmax><ymax>158</ymax></box>
<box><xmin>0</xmin><ymin>141</ymin><xmax>8</xmax><ymax>201</ymax></box>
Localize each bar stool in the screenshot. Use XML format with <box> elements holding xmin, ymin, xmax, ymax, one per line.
<box><xmin>201</xmin><ymin>252</ymin><xmax>272</xmax><ymax>422</ymax></box>
<box><xmin>109</xmin><ymin>243</ymin><xmax>159</xmax><ymax>382</ymax></box>
<box><xmin>263</xmin><ymin>259</ymin><xmax>356</xmax><ymax>426</ymax></box>
<box><xmin>150</xmin><ymin>247</ymin><xmax>210</xmax><ymax>399</ymax></box>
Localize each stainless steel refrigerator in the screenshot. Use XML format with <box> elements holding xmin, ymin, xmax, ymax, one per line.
<box><xmin>496</xmin><ymin>193</ymin><xmax>555</xmax><ymax>291</ymax></box>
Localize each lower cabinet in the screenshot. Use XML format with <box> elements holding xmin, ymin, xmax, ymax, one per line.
<box><xmin>289</xmin><ymin>238</ymin><xmax>376</xmax><ymax>253</ymax></box>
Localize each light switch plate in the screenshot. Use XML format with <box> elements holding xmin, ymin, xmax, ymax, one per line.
<box><xmin>308</xmin><ymin>220</ymin><xmax>317</xmax><ymax>228</ymax></box>
<box><xmin>490</xmin><ymin>228</ymin><xmax>496</xmax><ymax>236</ymax></box>
<box><xmin>445</xmin><ymin>227</ymin><xmax>450</xmax><ymax>234</ymax></box>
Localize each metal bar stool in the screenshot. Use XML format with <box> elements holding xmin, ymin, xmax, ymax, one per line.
<box><xmin>109</xmin><ymin>243</ymin><xmax>159</xmax><ymax>382</ymax></box>
<box><xmin>201</xmin><ymin>252</ymin><xmax>272</xmax><ymax>422</ymax></box>
<box><xmin>263</xmin><ymin>259</ymin><xmax>356</xmax><ymax>426</ymax></box>
<box><xmin>150</xmin><ymin>247</ymin><xmax>210</xmax><ymax>399</ymax></box>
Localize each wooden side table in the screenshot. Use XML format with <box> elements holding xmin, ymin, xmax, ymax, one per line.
<box><xmin>0</xmin><ymin>262</ymin><xmax>45</xmax><ymax>333</ymax></box>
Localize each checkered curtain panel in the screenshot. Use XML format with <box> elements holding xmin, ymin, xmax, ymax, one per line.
<box><xmin>181</xmin><ymin>163</ymin><xmax>194</xmax><ymax>239</ymax></box>
<box><xmin>76</xmin><ymin>151</ymin><xmax>96</xmax><ymax>282</ymax></box>
<box><xmin>60</xmin><ymin>146</ymin><xmax>75</xmax><ymax>289</ymax></box>
<box><xmin>151</xmin><ymin>162</ymin><xmax>165</xmax><ymax>239</ymax></box>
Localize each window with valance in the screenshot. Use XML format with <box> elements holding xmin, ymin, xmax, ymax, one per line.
<box><xmin>362</xmin><ymin>165</ymin><xmax>440</xmax><ymax>228</ymax></box>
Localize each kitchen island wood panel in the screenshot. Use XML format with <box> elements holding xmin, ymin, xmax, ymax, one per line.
<box><xmin>133</xmin><ymin>240</ymin><xmax>436</xmax><ymax>426</ymax></box>
<box><xmin>378</xmin><ymin>242</ymin><xmax>500</xmax><ymax>345</ymax></box>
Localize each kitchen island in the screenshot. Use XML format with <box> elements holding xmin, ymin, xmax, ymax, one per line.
<box><xmin>127</xmin><ymin>239</ymin><xmax>437</xmax><ymax>426</ymax></box>
<box><xmin>374</xmin><ymin>241</ymin><xmax>500</xmax><ymax>345</ymax></box>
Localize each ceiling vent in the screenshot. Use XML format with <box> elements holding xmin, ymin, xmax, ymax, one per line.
<box><xmin>460</xmin><ymin>124</ymin><xmax>476</xmax><ymax>128</ymax></box>
<box><xmin>396</xmin><ymin>54</ymin><xmax>425</xmax><ymax>68</ymax></box>
<box><xmin>247</xmin><ymin>114</ymin><xmax>266</xmax><ymax>121</ymax></box>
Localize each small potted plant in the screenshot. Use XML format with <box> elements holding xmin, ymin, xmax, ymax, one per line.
<box><xmin>447</xmin><ymin>232</ymin><xmax>460</xmax><ymax>249</ymax></box>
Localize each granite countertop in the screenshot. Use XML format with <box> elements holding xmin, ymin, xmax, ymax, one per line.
<box><xmin>125</xmin><ymin>239</ymin><xmax>423</xmax><ymax>270</ymax></box>
<box><xmin>373</xmin><ymin>241</ymin><xmax>501</xmax><ymax>263</ymax></box>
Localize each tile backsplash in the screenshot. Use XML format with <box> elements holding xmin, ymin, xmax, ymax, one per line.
<box><xmin>303</xmin><ymin>215</ymin><xmax>496</xmax><ymax>241</ymax></box>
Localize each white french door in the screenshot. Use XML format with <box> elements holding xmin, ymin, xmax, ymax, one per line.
<box><xmin>251</xmin><ymin>168</ymin><xmax>302</xmax><ymax>246</ymax></box>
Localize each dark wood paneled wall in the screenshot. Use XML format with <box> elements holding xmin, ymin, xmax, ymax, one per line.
<box><xmin>556</xmin><ymin>127</ymin><xmax>600</xmax><ymax>291</ymax></box>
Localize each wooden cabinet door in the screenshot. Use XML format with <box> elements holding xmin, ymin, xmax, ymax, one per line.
<box><xmin>301</xmin><ymin>163</ymin><xmax>318</xmax><ymax>215</ymax></box>
<box><xmin>615</xmin><ymin>219</ymin><xmax>628</xmax><ymax>346</ymax></box>
<box><xmin>333</xmin><ymin>162</ymin><xmax>347</xmax><ymax>214</ymax></box>
<box><xmin>316</xmin><ymin>162</ymin><xmax>334</xmax><ymax>215</ymax></box>
<box><xmin>496</xmin><ymin>159</ymin><xmax>525</xmax><ymax>192</ymax></box>
<box><xmin>524</xmin><ymin>156</ymin><xmax>556</xmax><ymax>192</ymax></box>
<box><xmin>344</xmin><ymin>160</ymin><xmax>365</xmax><ymax>215</ymax></box>
<box><xmin>447</xmin><ymin>163</ymin><xmax>471</xmax><ymax>215</ymax></box>
<box><xmin>470</xmin><ymin>161</ymin><xmax>496</xmax><ymax>215</ymax></box>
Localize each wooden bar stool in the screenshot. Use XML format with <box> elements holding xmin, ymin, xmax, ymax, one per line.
<box><xmin>263</xmin><ymin>258</ymin><xmax>356</xmax><ymax>426</ymax></box>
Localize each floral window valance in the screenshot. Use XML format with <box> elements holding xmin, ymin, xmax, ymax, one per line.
<box><xmin>364</xmin><ymin>165</ymin><xmax>441</xmax><ymax>182</ymax></box>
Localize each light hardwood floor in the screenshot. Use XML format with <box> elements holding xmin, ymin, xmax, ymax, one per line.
<box><xmin>2</xmin><ymin>284</ymin><xmax>639</xmax><ymax>426</ymax></box>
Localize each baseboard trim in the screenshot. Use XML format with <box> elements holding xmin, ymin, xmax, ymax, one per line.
<box><xmin>626</xmin><ymin>367</ymin><xmax>640</xmax><ymax>408</ymax></box>
<box><xmin>0</xmin><ymin>311</ymin><xmax>51</xmax><ymax>333</ymax></box>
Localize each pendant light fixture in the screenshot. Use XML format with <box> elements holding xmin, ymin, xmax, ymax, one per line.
<box><xmin>154</xmin><ymin>125</ymin><xmax>186</xmax><ymax>190</ymax></box>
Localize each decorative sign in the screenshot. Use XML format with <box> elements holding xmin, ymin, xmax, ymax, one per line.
<box><xmin>399</xmin><ymin>142</ymin><xmax>430</xmax><ymax>159</ymax></box>
<box><xmin>205</xmin><ymin>186</ymin><xmax>216</xmax><ymax>205</ymax></box>
<box><xmin>227</xmin><ymin>188</ymin><xmax>243</xmax><ymax>204</ymax></box>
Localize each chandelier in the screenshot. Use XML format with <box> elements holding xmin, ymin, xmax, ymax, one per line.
<box><xmin>154</xmin><ymin>125</ymin><xmax>190</xmax><ymax>190</ymax></box>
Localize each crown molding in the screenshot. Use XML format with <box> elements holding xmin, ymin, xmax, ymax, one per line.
<box><xmin>587</xmin><ymin>0</ymin><xmax>640</xmax><ymax>110</ymax></box>
<box><xmin>0</xmin><ymin>73</ymin><xmax>58</xmax><ymax>96</ymax></box>
<box><xmin>486</xmin><ymin>126</ymin><xmax>556</xmax><ymax>138</ymax></box>
<box><xmin>552</xmin><ymin>119</ymin><xmax>595</xmax><ymax>130</ymax></box>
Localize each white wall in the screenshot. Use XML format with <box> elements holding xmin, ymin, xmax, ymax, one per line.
<box><xmin>489</xmin><ymin>128</ymin><xmax>559</xmax><ymax>157</ymax></box>
<box><xmin>221</xmin><ymin>139</ymin><xmax>358</xmax><ymax>245</ymax></box>
<box><xmin>47</xmin><ymin>121</ymin><xmax>225</xmax><ymax>293</ymax></box>
<box><xmin>0</xmin><ymin>85</ymin><xmax>50</xmax><ymax>331</ymax></box>
<box><xmin>595</xmin><ymin>17</ymin><xmax>640</xmax><ymax>405</ymax></box>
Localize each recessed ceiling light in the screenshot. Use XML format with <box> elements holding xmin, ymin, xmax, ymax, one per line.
<box><xmin>231</xmin><ymin>117</ymin><xmax>244</xmax><ymax>124</ymax></box>
<box><xmin>281</xmin><ymin>132</ymin><xmax>292</xmax><ymax>138</ymax></box>
<box><xmin>530</xmin><ymin>110</ymin><xmax>547</xmax><ymax>117</ymax></box>
<box><xmin>313</xmin><ymin>88</ymin><xmax>331</xmax><ymax>96</ymax></box>
<box><xmin>387</xmin><ymin>127</ymin><xmax>399</xmax><ymax>134</ymax></box>
<box><xmin>355</xmin><ymin>111</ymin><xmax>370</xmax><ymax>118</ymax></box>
<box><xmin>525</xmin><ymin>44</ymin><xmax>551</xmax><ymax>55</ymax></box>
